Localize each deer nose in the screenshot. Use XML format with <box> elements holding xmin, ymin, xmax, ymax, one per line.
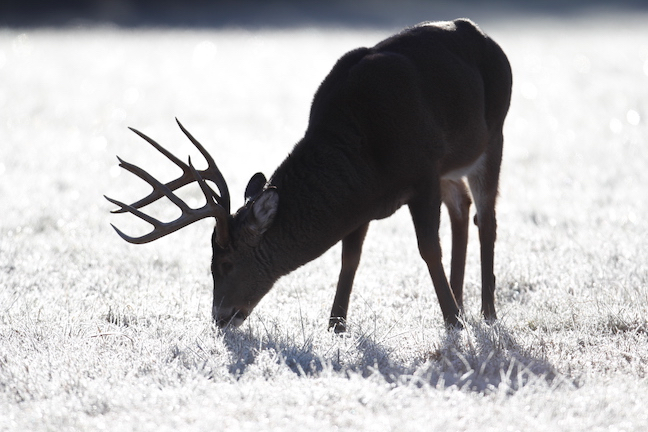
<box><xmin>213</xmin><ymin>306</ymin><xmax>248</xmax><ymax>328</ymax></box>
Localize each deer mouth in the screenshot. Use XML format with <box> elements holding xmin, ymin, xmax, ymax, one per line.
<box><xmin>214</xmin><ymin>308</ymin><xmax>249</xmax><ymax>329</ymax></box>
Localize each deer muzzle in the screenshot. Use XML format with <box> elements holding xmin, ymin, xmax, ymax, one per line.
<box><xmin>213</xmin><ymin>306</ymin><xmax>249</xmax><ymax>329</ymax></box>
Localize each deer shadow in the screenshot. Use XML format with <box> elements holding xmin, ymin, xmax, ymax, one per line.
<box><xmin>220</xmin><ymin>317</ymin><xmax>569</xmax><ymax>393</ymax></box>
<box><xmin>407</xmin><ymin>321</ymin><xmax>567</xmax><ymax>393</ymax></box>
<box><xmin>221</xmin><ymin>323</ymin><xmax>325</xmax><ymax>377</ymax></box>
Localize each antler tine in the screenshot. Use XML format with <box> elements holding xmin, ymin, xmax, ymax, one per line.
<box><xmin>104</xmin><ymin>155</ymin><xmax>229</xmax><ymax>245</ymax></box>
<box><xmin>113</xmin><ymin>123</ymin><xmax>229</xmax><ymax>213</ymax></box>
<box><xmin>129</xmin><ymin>126</ymin><xmax>187</xmax><ymax>169</ymax></box>
<box><xmin>113</xmin><ymin>156</ymin><xmax>191</xmax><ymax>213</ymax></box>
<box><xmin>110</xmin><ymin>127</ymin><xmax>192</xmax><ymax>213</ymax></box>
<box><xmin>176</xmin><ymin>118</ymin><xmax>231</xmax><ymax>212</ymax></box>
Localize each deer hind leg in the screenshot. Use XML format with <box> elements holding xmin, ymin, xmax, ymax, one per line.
<box><xmin>329</xmin><ymin>222</ymin><xmax>369</xmax><ymax>333</ymax></box>
<box><xmin>408</xmin><ymin>188</ymin><xmax>461</xmax><ymax>327</ymax></box>
<box><xmin>441</xmin><ymin>179</ymin><xmax>472</xmax><ymax>311</ymax></box>
<box><xmin>468</xmin><ymin>138</ymin><xmax>503</xmax><ymax>321</ymax></box>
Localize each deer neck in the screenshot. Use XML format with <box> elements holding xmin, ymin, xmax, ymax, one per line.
<box><xmin>261</xmin><ymin>129</ymin><xmax>371</xmax><ymax>277</ymax></box>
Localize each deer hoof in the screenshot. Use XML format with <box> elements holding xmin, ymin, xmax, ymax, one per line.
<box><xmin>444</xmin><ymin>314</ymin><xmax>464</xmax><ymax>330</ymax></box>
<box><xmin>328</xmin><ymin>317</ymin><xmax>348</xmax><ymax>334</ymax></box>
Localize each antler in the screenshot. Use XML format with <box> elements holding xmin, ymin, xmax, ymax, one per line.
<box><xmin>105</xmin><ymin>120</ymin><xmax>230</xmax><ymax>246</ymax></box>
<box><xmin>112</xmin><ymin>118</ymin><xmax>230</xmax><ymax>213</ymax></box>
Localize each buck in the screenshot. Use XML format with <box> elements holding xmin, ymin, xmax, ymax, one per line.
<box><xmin>106</xmin><ymin>19</ymin><xmax>512</xmax><ymax>332</ymax></box>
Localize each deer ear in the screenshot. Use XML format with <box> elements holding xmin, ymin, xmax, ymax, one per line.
<box><xmin>245</xmin><ymin>172</ymin><xmax>267</xmax><ymax>203</ymax></box>
<box><xmin>248</xmin><ymin>188</ymin><xmax>278</xmax><ymax>235</ymax></box>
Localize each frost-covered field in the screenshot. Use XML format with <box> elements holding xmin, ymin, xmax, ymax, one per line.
<box><xmin>2</xmin><ymin>7</ymin><xmax>648</xmax><ymax>431</ymax></box>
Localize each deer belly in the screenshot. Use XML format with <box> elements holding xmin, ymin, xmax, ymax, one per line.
<box><xmin>373</xmin><ymin>189</ymin><xmax>415</xmax><ymax>220</ymax></box>
<box><xmin>441</xmin><ymin>153</ymin><xmax>486</xmax><ymax>181</ymax></box>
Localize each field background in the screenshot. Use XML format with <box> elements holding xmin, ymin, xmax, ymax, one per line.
<box><xmin>1</xmin><ymin>1</ymin><xmax>648</xmax><ymax>430</ymax></box>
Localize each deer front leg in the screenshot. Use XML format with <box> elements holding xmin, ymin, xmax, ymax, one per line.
<box><xmin>408</xmin><ymin>191</ymin><xmax>461</xmax><ymax>327</ymax></box>
<box><xmin>441</xmin><ymin>179</ymin><xmax>472</xmax><ymax>311</ymax></box>
<box><xmin>329</xmin><ymin>223</ymin><xmax>370</xmax><ymax>333</ymax></box>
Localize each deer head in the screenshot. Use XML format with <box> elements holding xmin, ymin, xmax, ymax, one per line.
<box><xmin>105</xmin><ymin>119</ymin><xmax>279</xmax><ymax>328</ymax></box>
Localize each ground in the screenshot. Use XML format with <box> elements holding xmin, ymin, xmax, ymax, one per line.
<box><xmin>1</xmin><ymin>3</ymin><xmax>648</xmax><ymax>431</ymax></box>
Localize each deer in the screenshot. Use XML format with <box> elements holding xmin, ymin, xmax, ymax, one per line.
<box><xmin>106</xmin><ymin>18</ymin><xmax>512</xmax><ymax>333</ymax></box>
